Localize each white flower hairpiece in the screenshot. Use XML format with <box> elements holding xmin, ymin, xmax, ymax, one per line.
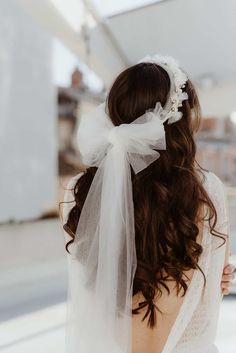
<box><xmin>138</xmin><ymin>54</ymin><xmax>189</xmax><ymax>124</ymax></box>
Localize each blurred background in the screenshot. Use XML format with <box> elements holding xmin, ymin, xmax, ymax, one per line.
<box><xmin>0</xmin><ymin>0</ymin><xmax>236</xmax><ymax>352</ymax></box>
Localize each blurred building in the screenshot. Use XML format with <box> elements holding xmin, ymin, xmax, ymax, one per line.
<box><xmin>197</xmin><ymin>115</ymin><xmax>236</xmax><ymax>185</ymax></box>
<box><xmin>57</xmin><ymin>68</ymin><xmax>105</xmax><ymax>178</ymax></box>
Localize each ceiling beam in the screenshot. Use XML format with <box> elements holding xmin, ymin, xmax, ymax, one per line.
<box><xmin>83</xmin><ymin>0</ymin><xmax>130</xmax><ymax>67</ymax></box>
<box><xmin>16</xmin><ymin>0</ymin><xmax>125</xmax><ymax>86</ymax></box>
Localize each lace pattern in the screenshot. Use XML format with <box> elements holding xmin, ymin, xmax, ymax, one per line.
<box><xmin>62</xmin><ymin>170</ymin><xmax>228</xmax><ymax>353</ymax></box>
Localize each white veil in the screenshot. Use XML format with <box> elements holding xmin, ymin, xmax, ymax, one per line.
<box><xmin>64</xmin><ymin>55</ymin><xmax>188</xmax><ymax>353</ymax></box>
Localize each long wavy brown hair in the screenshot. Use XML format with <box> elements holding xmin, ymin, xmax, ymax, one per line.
<box><xmin>62</xmin><ymin>62</ymin><xmax>224</xmax><ymax>328</ymax></box>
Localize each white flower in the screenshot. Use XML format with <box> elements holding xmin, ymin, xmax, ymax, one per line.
<box><xmin>138</xmin><ymin>54</ymin><xmax>188</xmax><ymax>125</ymax></box>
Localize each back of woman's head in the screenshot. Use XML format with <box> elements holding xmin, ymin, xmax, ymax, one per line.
<box><xmin>107</xmin><ymin>62</ymin><xmax>200</xmax><ymax>159</ymax></box>
<box><xmin>63</xmin><ymin>62</ymin><xmax>220</xmax><ymax>328</ymax></box>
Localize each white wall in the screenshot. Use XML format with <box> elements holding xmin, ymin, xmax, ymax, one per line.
<box><xmin>0</xmin><ymin>0</ymin><xmax>57</xmax><ymax>222</ymax></box>
<box><xmin>197</xmin><ymin>81</ymin><xmax>236</xmax><ymax>117</ymax></box>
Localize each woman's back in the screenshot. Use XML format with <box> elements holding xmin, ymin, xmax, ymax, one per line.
<box><xmin>132</xmin><ymin>248</ymin><xmax>196</xmax><ymax>353</ymax></box>
<box><xmin>132</xmin><ymin>171</ymin><xmax>228</xmax><ymax>353</ymax></box>
<box><xmin>63</xmin><ymin>169</ymin><xmax>228</xmax><ymax>353</ymax></box>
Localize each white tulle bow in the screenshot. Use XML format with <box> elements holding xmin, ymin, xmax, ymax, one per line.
<box><xmin>66</xmin><ymin>102</ymin><xmax>167</xmax><ymax>353</ymax></box>
<box><xmin>66</xmin><ymin>53</ymin><xmax>188</xmax><ymax>353</ymax></box>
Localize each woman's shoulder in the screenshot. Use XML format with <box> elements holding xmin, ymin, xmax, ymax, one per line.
<box><xmin>198</xmin><ymin>169</ymin><xmax>225</xmax><ymax>195</ymax></box>
<box><xmin>61</xmin><ymin>171</ymin><xmax>85</xmax><ymax>223</ymax></box>
<box><xmin>65</xmin><ymin>171</ymin><xmax>85</xmax><ymax>192</ymax></box>
<box><xmin>196</xmin><ymin>169</ymin><xmax>227</xmax><ymax>221</ymax></box>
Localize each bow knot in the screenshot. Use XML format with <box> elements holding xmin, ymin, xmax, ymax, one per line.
<box><xmin>108</xmin><ymin>125</ymin><xmax>124</xmax><ymax>147</ymax></box>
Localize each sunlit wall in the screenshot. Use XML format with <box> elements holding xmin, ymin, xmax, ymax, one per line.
<box><xmin>0</xmin><ymin>0</ymin><xmax>57</xmax><ymax>222</ymax></box>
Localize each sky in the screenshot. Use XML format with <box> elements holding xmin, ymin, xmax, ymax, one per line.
<box><xmin>91</xmin><ymin>0</ymin><xmax>161</xmax><ymax>17</ymax></box>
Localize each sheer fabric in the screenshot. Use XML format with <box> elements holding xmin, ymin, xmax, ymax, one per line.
<box><xmin>63</xmin><ymin>101</ymin><xmax>168</xmax><ymax>353</ymax></box>
<box><xmin>62</xmin><ymin>55</ymin><xmax>189</xmax><ymax>353</ymax></box>
<box><xmin>62</xmin><ymin>170</ymin><xmax>228</xmax><ymax>353</ymax></box>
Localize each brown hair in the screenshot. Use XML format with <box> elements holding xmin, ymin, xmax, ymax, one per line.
<box><xmin>62</xmin><ymin>63</ymin><xmax>224</xmax><ymax>328</ymax></box>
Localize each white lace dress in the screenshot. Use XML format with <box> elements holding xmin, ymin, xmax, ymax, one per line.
<box><xmin>62</xmin><ymin>170</ymin><xmax>228</xmax><ymax>353</ymax></box>
<box><xmin>160</xmin><ymin>171</ymin><xmax>228</xmax><ymax>353</ymax></box>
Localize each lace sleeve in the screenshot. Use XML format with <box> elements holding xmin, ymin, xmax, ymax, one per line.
<box><xmin>206</xmin><ymin>172</ymin><xmax>230</xmax><ymax>265</ymax></box>
<box><xmin>207</xmin><ymin>172</ymin><xmax>229</xmax><ymax>235</ymax></box>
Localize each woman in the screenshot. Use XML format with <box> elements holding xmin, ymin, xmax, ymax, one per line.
<box><xmin>61</xmin><ymin>55</ymin><xmax>234</xmax><ymax>353</ymax></box>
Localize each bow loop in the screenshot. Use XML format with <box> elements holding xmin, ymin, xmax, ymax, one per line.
<box><xmin>79</xmin><ymin>102</ymin><xmax>167</xmax><ymax>174</ymax></box>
